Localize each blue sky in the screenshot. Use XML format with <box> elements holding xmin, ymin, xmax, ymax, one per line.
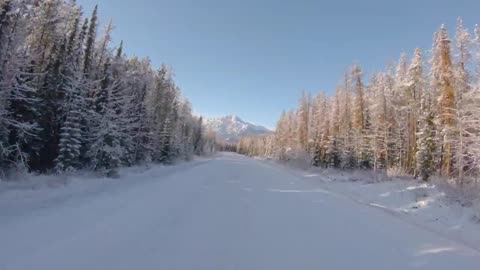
<box><xmin>78</xmin><ymin>0</ymin><xmax>480</xmax><ymax>129</ymax></box>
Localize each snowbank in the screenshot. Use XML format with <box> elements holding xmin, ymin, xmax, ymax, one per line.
<box><xmin>270</xmin><ymin>162</ymin><xmax>480</xmax><ymax>251</ymax></box>
<box><xmin>260</xmin><ymin>159</ymin><xmax>480</xmax><ymax>251</ymax></box>
<box><xmin>0</xmin><ymin>157</ymin><xmax>211</xmax><ymax>219</ymax></box>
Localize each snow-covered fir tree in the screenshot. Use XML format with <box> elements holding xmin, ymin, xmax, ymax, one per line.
<box><xmin>0</xmin><ymin>1</ymin><xmax>215</xmax><ymax>178</ymax></box>
<box><xmin>55</xmin><ymin>65</ymin><xmax>89</xmax><ymax>172</ymax></box>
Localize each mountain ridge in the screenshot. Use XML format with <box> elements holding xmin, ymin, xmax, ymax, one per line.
<box><xmin>205</xmin><ymin>115</ymin><xmax>272</xmax><ymax>143</ymax></box>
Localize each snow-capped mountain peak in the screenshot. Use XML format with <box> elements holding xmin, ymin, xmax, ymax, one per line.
<box><xmin>205</xmin><ymin>115</ymin><xmax>272</xmax><ymax>143</ymax></box>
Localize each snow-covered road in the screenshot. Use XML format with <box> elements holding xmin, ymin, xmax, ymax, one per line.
<box><xmin>1</xmin><ymin>153</ymin><xmax>480</xmax><ymax>270</ymax></box>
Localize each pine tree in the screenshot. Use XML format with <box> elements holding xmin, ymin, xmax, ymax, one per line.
<box><xmin>148</xmin><ymin>65</ymin><xmax>179</xmax><ymax>162</ymax></box>
<box><xmin>297</xmin><ymin>91</ymin><xmax>310</xmax><ymax>153</ymax></box>
<box><xmin>193</xmin><ymin>117</ymin><xmax>204</xmax><ymax>155</ymax></box>
<box><xmin>159</xmin><ymin>116</ymin><xmax>173</xmax><ymax>163</ymax></box>
<box><xmin>229</xmin><ymin>17</ymin><xmax>480</xmax><ymax>190</ymax></box>
<box><xmin>405</xmin><ymin>49</ymin><xmax>425</xmax><ymax>175</ymax></box>
<box><xmin>55</xmin><ymin>64</ymin><xmax>89</xmax><ymax>172</ymax></box>
<box><xmin>125</xmin><ymin>57</ymin><xmax>154</xmax><ymax>163</ymax></box>
<box><xmin>0</xmin><ymin>0</ymin><xmax>13</xmax><ymax>65</ymax></box>
<box><xmin>0</xmin><ymin>1</ymin><xmax>40</xmax><ymax>172</ymax></box>
<box><xmin>392</xmin><ymin>53</ymin><xmax>409</xmax><ymax>171</ymax></box>
<box><xmin>359</xmin><ymin>95</ymin><xmax>374</xmax><ymax>168</ymax></box>
<box><xmin>311</xmin><ymin>93</ymin><xmax>330</xmax><ymax>167</ymax></box>
<box><xmin>455</xmin><ymin>18</ymin><xmax>472</xmax><ymax>101</ymax></box>
<box><xmin>370</xmin><ymin>73</ymin><xmax>390</xmax><ymax>171</ymax></box>
<box><xmin>326</xmin><ymin>88</ymin><xmax>341</xmax><ymax>168</ymax></box>
<box><xmin>96</xmin><ymin>20</ymin><xmax>114</xmax><ymax>73</ymax></box>
<box><xmin>83</xmin><ymin>5</ymin><xmax>97</xmax><ymax>77</ymax></box>
<box><xmin>88</xmin><ymin>58</ymin><xmax>124</xmax><ymax>176</ymax></box>
<box><xmin>351</xmin><ymin>65</ymin><xmax>365</xmax><ymax>131</ymax></box>
<box><xmin>0</xmin><ymin>1</ymin><xmax>211</xmax><ymax>176</ymax></box>
<box><xmin>475</xmin><ymin>24</ymin><xmax>480</xmax><ymax>76</ymax></box>
<box><xmin>431</xmin><ymin>25</ymin><xmax>457</xmax><ymax>177</ymax></box>
<box><xmin>339</xmin><ymin>73</ymin><xmax>355</xmax><ymax>169</ymax></box>
<box><xmin>1</xmin><ymin>63</ymin><xmax>40</xmax><ymax>172</ymax></box>
<box><xmin>454</xmin><ymin>18</ymin><xmax>473</xmax><ymax>183</ymax></box>
<box><xmin>416</xmin><ymin>90</ymin><xmax>437</xmax><ymax>181</ymax></box>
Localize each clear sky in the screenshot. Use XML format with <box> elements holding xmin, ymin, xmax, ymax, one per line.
<box><xmin>77</xmin><ymin>0</ymin><xmax>480</xmax><ymax>129</ymax></box>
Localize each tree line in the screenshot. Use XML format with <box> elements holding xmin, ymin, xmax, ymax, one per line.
<box><xmin>0</xmin><ymin>0</ymin><xmax>215</xmax><ymax>178</ymax></box>
<box><xmin>238</xmin><ymin>19</ymin><xmax>480</xmax><ymax>183</ymax></box>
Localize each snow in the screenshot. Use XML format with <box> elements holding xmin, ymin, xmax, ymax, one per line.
<box><xmin>1</xmin><ymin>153</ymin><xmax>480</xmax><ymax>269</ymax></box>
<box><xmin>348</xmin><ymin>178</ymin><xmax>480</xmax><ymax>248</ymax></box>
<box><xmin>269</xmin><ymin>162</ymin><xmax>480</xmax><ymax>251</ymax></box>
<box><xmin>205</xmin><ymin>115</ymin><xmax>272</xmax><ymax>143</ymax></box>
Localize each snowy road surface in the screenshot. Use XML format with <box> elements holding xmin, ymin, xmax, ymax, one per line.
<box><xmin>1</xmin><ymin>153</ymin><xmax>480</xmax><ymax>270</ymax></box>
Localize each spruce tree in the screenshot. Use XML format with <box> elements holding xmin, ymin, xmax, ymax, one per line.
<box><xmin>83</xmin><ymin>5</ymin><xmax>97</xmax><ymax>77</ymax></box>
<box><xmin>416</xmin><ymin>94</ymin><xmax>437</xmax><ymax>181</ymax></box>
<box><xmin>55</xmin><ymin>65</ymin><xmax>89</xmax><ymax>172</ymax></box>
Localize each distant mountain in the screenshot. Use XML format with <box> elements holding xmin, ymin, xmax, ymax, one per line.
<box><xmin>205</xmin><ymin>115</ymin><xmax>273</xmax><ymax>143</ymax></box>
